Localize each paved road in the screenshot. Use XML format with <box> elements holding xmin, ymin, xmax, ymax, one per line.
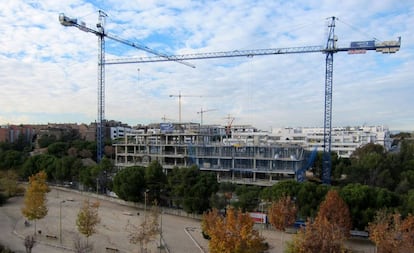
<box><xmin>0</xmin><ymin>196</ymin><xmax>66</xmax><ymax>253</ymax></box>
<box><xmin>0</xmin><ymin>189</ymin><xmax>206</xmax><ymax>253</ymax></box>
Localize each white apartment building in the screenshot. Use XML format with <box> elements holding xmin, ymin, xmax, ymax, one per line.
<box><xmin>230</xmin><ymin>125</ymin><xmax>392</xmax><ymax>158</ymax></box>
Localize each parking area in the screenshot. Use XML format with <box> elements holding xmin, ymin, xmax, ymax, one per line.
<box><xmin>11</xmin><ymin>188</ymin><xmax>206</xmax><ymax>253</ymax></box>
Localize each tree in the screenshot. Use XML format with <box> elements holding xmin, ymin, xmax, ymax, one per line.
<box><xmin>145</xmin><ymin>161</ymin><xmax>167</xmax><ymax>200</ymax></box>
<box><xmin>286</xmin><ymin>216</ymin><xmax>345</xmax><ymax>253</ymax></box>
<box><xmin>0</xmin><ymin>170</ymin><xmax>22</xmax><ymax>197</ymax></box>
<box><xmin>73</xmin><ymin>234</ymin><xmax>93</xmax><ymax>253</ymax></box>
<box><xmin>21</xmin><ymin>170</ymin><xmax>49</xmax><ymax>234</ymax></box>
<box><xmin>24</xmin><ymin>235</ymin><xmax>36</xmax><ymax>253</ymax></box>
<box><xmin>76</xmin><ymin>199</ymin><xmax>100</xmax><ymax>243</ymax></box>
<box><xmin>202</xmin><ymin>207</ymin><xmax>266</xmax><ymax>253</ymax></box>
<box><xmin>368</xmin><ymin>210</ymin><xmax>414</xmax><ymax>253</ymax></box>
<box><xmin>287</xmin><ymin>189</ymin><xmax>352</xmax><ymax>253</ymax></box>
<box><xmin>268</xmin><ymin>195</ymin><xmax>297</xmax><ymax>231</ymax></box>
<box><xmin>233</xmin><ymin>185</ymin><xmax>261</xmax><ymax>212</ymax></box>
<box><xmin>260</xmin><ymin>179</ymin><xmax>300</xmax><ymax>202</ymax></box>
<box><xmin>112</xmin><ymin>166</ymin><xmax>146</xmax><ymax>202</ymax></box>
<box><xmin>168</xmin><ymin>166</ymin><xmax>218</xmax><ymax>213</ymax></box>
<box><xmin>340</xmin><ymin>183</ymin><xmax>399</xmax><ymax>230</ymax></box>
<box><xmin>47</xmin><ymin>142</ymin><xmax>69</xmax><ymax>157</ymax></box>
<box><xmin>346</xmin><ymin>143</ymin><xmax>390</xmax><ymax>187</ymax></box>
<box><xmin>183</xmin><ymin>172</ymin><xmax>218</xmax><ymax>213</ymax></box>
<box><xmin>126</xmin><ymin>202</ymin><xmax>160</xmax><ymax>253</ymax></box>
<box><xmin>401</xmin><ymin>189</ymin><xmax>414</xmax><ymax>216</ymax></box>
<box><xmin>296</xmin><ymin>181</ymin><xmax>329</xmax><ymax>218</ymax></box>
<box><xmin>37</xmin><ymin>134</ymin><xmax>57</xmax><ymax>148</ymax></box>
<box><xmin>0</xmin><ymin>150</ymin><xmax>24</xmax><ymax>170</ymax></box>
<box><xmin>317</xmin><ymin>189</ymin><xmax>352</xmax><ymax>235</ymax></box>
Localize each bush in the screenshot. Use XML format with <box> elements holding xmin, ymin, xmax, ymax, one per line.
<box><xmin>0</xmin><ymin>243</ymin><xmax>14</xmax><ymax>253</ymax></box>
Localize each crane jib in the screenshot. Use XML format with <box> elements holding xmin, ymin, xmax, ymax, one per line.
<box><xmin>104</xmin><ymin>40</ymin><xmax>400</xmax><ymax>65</ymax></box>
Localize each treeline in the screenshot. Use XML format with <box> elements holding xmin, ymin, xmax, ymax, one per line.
<box><xmin>1</xmin><ymin>131</ymin><xmax>413</xmax><ymax>231</ymax></box>
<box><xmin>0</xmin><ymin>132</ymin><xmax>113</xmax><ymax>200</ymax></box>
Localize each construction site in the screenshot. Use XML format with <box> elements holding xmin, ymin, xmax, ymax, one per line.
<box><xmin>114</xmin><ymin>123</ymin><xmax>306</xmax><ymax>186</ymax></box>
<box><xmin>59</xmin><ymin>11</ymin><xmax>400</xmax><ymax>185</ymax></box>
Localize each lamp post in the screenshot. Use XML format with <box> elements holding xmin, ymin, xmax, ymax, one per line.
<box><xmin>144</xmin><ymin>189</ymin><xmax>149</xmax><ymax>222</ymax></box>
<box><xmin>59</xmin><ymin>200</ymin><xmax>66</xmax><ymax>244</ymax></box>
<box><xmin>159</xmin><ymin>208</ymin><xmax>163</xmax><ymax>253</ymax></box>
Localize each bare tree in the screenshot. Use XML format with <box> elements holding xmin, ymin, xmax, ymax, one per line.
<box><xmin>126</xmin><ymin>201</ymin><xmax>160</xmax><ymax>253</ymax></box>
<box><xmin>73</xmin><ymin>234</ymin><xmax>93</xmax><ymax>253</ymax></box>
<box><xmin>24</xmin><ymin>235</ymin><xmax>36</xmax><ymax>253</ymax></box>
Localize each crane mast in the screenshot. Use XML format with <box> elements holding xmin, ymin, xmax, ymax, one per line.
<box><xmin>323</xmin><ymin>17</ymin><xmax>336</xmax><ymax>185</ymax></box>
<box><xmin>105</xmin><ymin>17</ymin><xmax>400</xmax><ymax>184</ymax></box>
<box><xmin>197</xmin><ymin>108</ymin><xmax>217</xmax><ymax>125</ymax></box>
<box><xmin>97</xmin><ymin>10</ymin><xmax>106</xmax><ymax>163</ymax></box>
<box><xmin>169</xmin><ymin>92</ymin><xmax>203</xmax><ymax>124</ymax></box>
<box><xmin>59</xmin><ymin>11</ymin><xmax>194</xmax><ymax>162</ymax></box>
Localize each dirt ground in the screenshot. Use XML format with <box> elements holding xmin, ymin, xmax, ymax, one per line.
<box><xmin>1</xmin><ymin>187</ymin><xmax>376</xmax><ymax>253</ymax></box>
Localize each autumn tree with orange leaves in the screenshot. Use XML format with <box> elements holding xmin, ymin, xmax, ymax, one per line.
<box><xmin>286</xmin><ymin>189</ymin><xmax>352</xmax><ymax>253</ymax></box>
<box><xmin>268</xmin><ymin>195</ymin><xmax>297</xmax><ymax>231</ymax></box>
<box><xmin>202</xmin><ymin>207</ymin><xmax>267</xmax><ymax>253</ymax></box>
<box><xmin>368</xmin><ymin>210</ymin><xmax>414</xmax><ymax>253</ymax></box>
<box><xmin>21</xmin><ymin>170</ymin><xmax>49</xmax><ymax>235</ymax></box>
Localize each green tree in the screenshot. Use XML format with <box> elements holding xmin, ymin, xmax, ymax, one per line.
<box><xmin>210</xmin><ymin>183</ymin><xmax>235</xmax><ymax>210</ymax></box>
<box><xmin>112</xmin><ymin>166</ymin><xmax>146</xmax><ymax>202</ymax></box>
<box><xmin>340</xmin><ymin>183</ymin><xmax>399</xmax><ymax>230</ymax></box>
<box><xmin>401</xmin><ymin>189</ymin><xmax>414</xmax><ymax>216</ymax></box>
<box><xmin>346</xmin><ymin>143</ymin><xmax>388</xmax><ymax>187</ymax></box>
<box><xmin>47</xmin><ymin>142</ymin><xmax>69</xmax><ymax>157</ymax></box>
<box><xmin>233</xmin><ymin>185</ymin><xmax>261</xmax><ymax>212</ymax></box>
<box><xmin>169</xmin><ymin>166</ymin><xmax>218</xmax><ymax>213</ymax></box>
<box><xmin>185</xmin><ymin>172</ymin><xmax>218</xmax><ymax>213</ymax></box>
<box><xmin>260</xmin><ymin>179</ymin><xmax>300</xmax><ymax>201</ymax></box>
<box><xmin>21</xmin><ymin>154</ymin><xmax>59</xmax><ymax>180</ymax></box>
<box><xmin>396</xmin><ymin>169</ymin><xmax>414</xmax><ymax>194</ymax></box>
<box><xmin>0</xmin><ymin>170</ymin><xmax>22</xmax><ymax>197</ymax></box>
<box><xmin>0</xmin><ymin>150</ymin><xmax>25</xmax><ymax>170</ymax></box>
<box><xmin>145</xmin><ymin>161</ymin><xmax>167</xmax><ymax>200</ymax></box>
<box><xmin>37</xmin><ymin>134</ymin><xmax>57</xmax><ymax>148</ymax></box>
<box><xmin>296</xmin><ymin>181</ymin><xmax>329</xmax><ymax>219</ymax></box>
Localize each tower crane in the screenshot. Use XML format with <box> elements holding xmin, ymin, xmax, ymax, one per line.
<box><xmin>169</xmin><ymin>92</ymin><xmax>203</xmax><ymax>124</ymax></box>
<box><xmin>58</xmin><ymin>11</ymin><xmax>194</xmax><ymax>162</ymax></box>
<box><xmin>223</xmin><ymin>114</ymin><xmax>235</xmax><ymax>138</ymax></box>
<box><xmin>197</xmin><ymin>108</ymin><xmax>217</xmax><ymax>125</ymax></box>
<box><xmin>105</xmin><ymin>17</ymin><xmax>400</xmax><ymax>184</ymax></box>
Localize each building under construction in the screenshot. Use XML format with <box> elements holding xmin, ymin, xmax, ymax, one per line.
<box><xmin>114</xmin><ymin>123</ymin><xmax>307</xmax><ymax>186</ymax></box>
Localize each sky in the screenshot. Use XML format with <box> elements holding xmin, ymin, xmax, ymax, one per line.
<box><xmin>0</xmin><ymin>1</ymin><xmax>413</xmax><ymax>131</ymax></box>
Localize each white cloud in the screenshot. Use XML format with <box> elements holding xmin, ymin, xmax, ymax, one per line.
<box><xmin>0</xmin><ymin>0</ymin><xmax>413</xmax><ymax>131</ymax></box>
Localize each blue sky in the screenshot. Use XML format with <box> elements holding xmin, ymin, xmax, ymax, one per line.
<box><xmin>0</xmin><ymin>1</ymin><xmax>413</xmax><ymax>131</ymax></box>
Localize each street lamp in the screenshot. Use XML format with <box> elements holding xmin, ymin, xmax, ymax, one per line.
<box><xmin>59</xmin><ymin>200</ymin><xmax>66</xmax><ymax>244</ymax></box>
<box><xmin>159</xmin><ymin>208</ymin><xmax>163</xmax><ymax>253</ymax></box>
<box><xmin>144</xmin><ymin>189</ymin><xmax>149</xmax><ymax>222</ymax></box>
